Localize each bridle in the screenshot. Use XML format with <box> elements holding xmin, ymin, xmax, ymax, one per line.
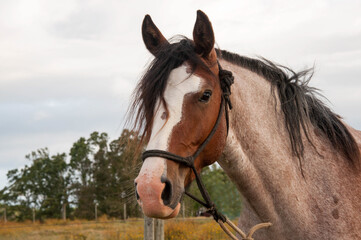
<box><xmin>141</xmin><ymin>61</ymin><xmax>271</xmax><ymax>239</ymax></box>
<box><xmin>142</xmin><ymin>61</ymin><xmax>233</xmax><ymax>220</ymax></box>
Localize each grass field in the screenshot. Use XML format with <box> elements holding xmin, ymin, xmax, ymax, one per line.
<box><xmin>0</xmin><ymin>217</ymin><xmax>234</xmax><ymax>240</ymax></box>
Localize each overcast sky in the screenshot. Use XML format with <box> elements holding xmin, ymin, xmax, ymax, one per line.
<box><xmin>1</xmin><ymin>0</ymin><xmax>360</xmax><ymax>189</ymax></box>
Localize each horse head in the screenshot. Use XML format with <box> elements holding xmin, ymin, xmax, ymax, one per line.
<box><xmin>134</xmin><ymin>11</ymin><xmax>228</xmax><ymax>219</ymax></box>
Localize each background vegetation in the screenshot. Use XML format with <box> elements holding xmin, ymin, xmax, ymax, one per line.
<box><xmin>0</xmin><ymin>217</ymin><xmax>234</xmax><ymax>240</ymax></box>
<box><xmin>0</xmin><ymin>129</ymin><xmax>241</xmax><ymax>222</ymax></box>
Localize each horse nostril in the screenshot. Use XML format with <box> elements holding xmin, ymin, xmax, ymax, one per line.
<box><xmin>134</xmin><ymin>182</ymin><xmax>140</xmax><ymax>200</ymax></box>
<box><xmin>161</xmin><ymin>177</ymin><xmax>172</xmax><ymax>206</ymax></box>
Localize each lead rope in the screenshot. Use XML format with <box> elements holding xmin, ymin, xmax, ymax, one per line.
<box><xmin>185</xmin><ymin>168</ymin><xmax>272</xmax><ymax>240</ymax></box>
<box><xmin>184</xmin><ymin>152</ymin><xmax>272</xmax><ymax>240</ymax></box>
<box><xmin>142</xmin><ymin>61</ymin><xmax>272</xmax><ymax>239</ymax></box>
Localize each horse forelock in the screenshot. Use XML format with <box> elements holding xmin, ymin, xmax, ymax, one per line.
<box><xmin>127</xmin><ymin>37</ymin><xmax>212</xmax><ymax>144</ymax></box>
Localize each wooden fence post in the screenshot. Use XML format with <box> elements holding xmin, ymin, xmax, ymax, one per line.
<box><xmin>154</xmin><ymin>219</ymin><xmax>164</xmax><ymax>240</ymax></box>
<box><xmin>95</xmin><ymin>203</ymin><xmax>98</xmax><ymax>221</ymax></box>
<box><xmin>3</xmin><ymin>208</ymin><xmax>6</xmax><ymax>223</ymax></box>
<box><xmin>32</xmin><ymin>208</ymin><xmax>35</xmax><ymax>223</ymax></box>
<box><xmin>144</xmin><ymin>217</ymin><xmax>164</xmax><ymax>240</ymax></box>
<box><xmin>121</xmin><ymin>191</ymin><xmax>127</xmax><ymax>221</ymax></box>
<box><xmin>123</xmin><ymin>203</ymin><xmax>127</xmax><ymax>220</ymax></box>
<box><xmin>62</xmin><ymin>203</ymin><xmax>66</xmax><ymax>221</ymax></box>
<box><xmin>144</xmin><ymin>216</ymin><xmax>154</xmax><ymax>240</ymax></box>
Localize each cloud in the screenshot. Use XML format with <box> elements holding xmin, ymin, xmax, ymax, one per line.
<box><xmin>0</xmin><ymin>0</ymin><xmax>360</xmax><ymax>189</ymax></box>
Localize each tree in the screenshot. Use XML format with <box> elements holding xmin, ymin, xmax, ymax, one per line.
<box><xmin>69</xmin><ymin>137</ymin><xmax>92</xmax><ymax>187</ymax></box>
<box><xmin>107</xmin><ymin>129</ymin><xmax>143</xmax><ymax>218</ymax></box>
<box><xmin>68</xmin><ymin>130</ymin><xmax>143</xmax><ymax>219</ymax></box>
<box><xmin>0</xmin><ymin>149</ymin><xmax>70</xmax><ymax>221</ymax></box>
<box><xmin>88</xmin><ymin>130</ymin><xmax>142</xmax><ymax>218</ymax></box>
<box><xmin>68</xmin><ymin>133</ymin><xmax>101</xmax><ymax>219</ymax></box>
<box><xmin>91</xmin><ymin>132</ymin><xmax>112</xmax><ymax>217</ymax></box>
<box><xmin>0</xmin><ymin>129</ymin><xmax>150</xmax><ymax>221</ymax></box>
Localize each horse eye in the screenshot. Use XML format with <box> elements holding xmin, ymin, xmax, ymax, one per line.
<box><xmin>199</xmin><ymin>90</ymin><xmax>212</xmax><ymax>102</ymax></box>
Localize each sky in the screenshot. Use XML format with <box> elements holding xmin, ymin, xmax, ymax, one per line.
<box><xmin>0</xmin><ymin>0</ymin><xmax>360</xmax><ymax>189</ymax></box>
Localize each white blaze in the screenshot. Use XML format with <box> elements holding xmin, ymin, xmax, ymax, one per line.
<box><xmin>138</xmin><ymin>64</ymin><xmax>202</xmax><ymax>180</ymax></box>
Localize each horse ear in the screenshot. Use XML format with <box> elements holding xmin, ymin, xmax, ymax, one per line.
<box><xmin>142</xmin><ymin>15</ymin><xmax>169</xmax><ymax>55</ymax></box>
<box><xmin>193</xmin><ymin>10</ymin><xmax>215</xmax><ymax>58</ymax></box>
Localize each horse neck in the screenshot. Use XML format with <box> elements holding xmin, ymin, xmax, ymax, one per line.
<box><xmin>217</xmin><ymin>60</ymin><xmax>317</xmax><ymax>236</ymax></box>
<box><xmin>217</xmin><ymin>60</ymin><xmax>361</xmax><ymax>238</ymax></box>
<box><xmin>219</xmin><ymin>60</ymin><xmax>302</xmax><ymax>218</ymax></box>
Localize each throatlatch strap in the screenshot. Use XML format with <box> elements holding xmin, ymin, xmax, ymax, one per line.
<box><xmin>218</xmin><ymin>61</ymin><xmax>234</xmax><ymax>133</ymax></box>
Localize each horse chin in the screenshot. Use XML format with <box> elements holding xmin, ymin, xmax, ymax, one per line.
<box><xmin>159</xmin><ymin>203</ymin><xmax>181</xmax><ymax>219</ymax></box>
<box><xmin>142</xmin><ymin>202</ymin><xmax>181</xmax><ymax>219</ymax></box>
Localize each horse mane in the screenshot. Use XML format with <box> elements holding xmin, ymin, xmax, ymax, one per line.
<box><xmin>127</xmin><ymin>37</ymin><xmax>360</xmax><ymax>169</ymax></box>
<box><xmin>216</xmin><ymin>49</ymin><xmax>360</xmax><ymax>169</ymax></box>
<box><xmin>127</xmin><ymin>37</ymin><xmax>210</xmax><ymax>143</ymax></box>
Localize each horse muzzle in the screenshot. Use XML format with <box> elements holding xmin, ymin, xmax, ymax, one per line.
<box><xmin>135</xmin><ymin>171</ymin><xmax>181</xmax><ymax>219</ymax></box>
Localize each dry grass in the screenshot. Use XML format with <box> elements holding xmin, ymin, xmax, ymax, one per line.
<box><xmin>0</xmin><ymin>216</ymin><xmax>235</xmax><ymax>240</ymax></box>
<box><xmin>164</xmin><ymin>218</ymin><xmax>231</xmax><ymax>240</ymax></box>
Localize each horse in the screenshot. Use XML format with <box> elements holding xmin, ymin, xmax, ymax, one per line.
<box><xmin>129</xmin><ymin>10</ymin><xmax>361</xmax><ymax>239</ymax></box>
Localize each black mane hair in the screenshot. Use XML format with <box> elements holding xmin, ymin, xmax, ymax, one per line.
<box><xmin>127</xmin><ymin>40</ymin><xmax>360</xmax><ymax>169</ymax></box>
<box><xmin>127</xmin><ymin>37</ymin><xmax>210</xmax><ymax>143</ymax></box>
<box><xmin>216</xmin><ymin>49</ymin><xmax>360</xmax><ymax>169</ymax></box>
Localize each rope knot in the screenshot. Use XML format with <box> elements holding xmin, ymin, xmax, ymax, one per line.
<box><xmin>218</xmin><ymin>64</ymin><xmax>234</xmax><ymax>110</ymax></box>
<box><xmin>207</xmin><ymin>204</ymin><xmax>226</xmax><ymax>223</ymax></box>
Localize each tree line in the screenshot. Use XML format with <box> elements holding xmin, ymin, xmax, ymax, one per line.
<box><xmin>0</xmin><ymin>129</ymin><xmax>241</xmax><ymax>222</ymax></box>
